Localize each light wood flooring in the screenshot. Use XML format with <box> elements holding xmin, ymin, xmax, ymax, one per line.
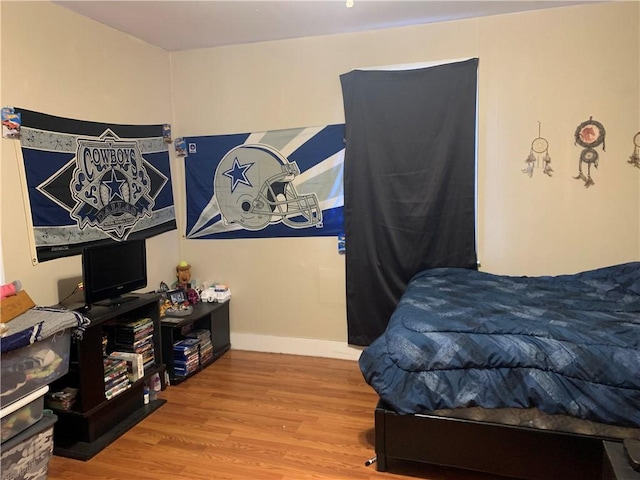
<box><xmin>47</xmin><ymin>350</ymin><xmax>506</xmax><ymax>480</ymax></box>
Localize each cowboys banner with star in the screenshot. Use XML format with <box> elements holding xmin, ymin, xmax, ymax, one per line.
<box><xmin>183</xmin><ymin>124</ymin><xmax>344</xmax><ymax>239</ymax></box>
<box><xmin>16</xmin><ymin>108</ymin><xmax>176</xmax><ymax>263</ymax></box>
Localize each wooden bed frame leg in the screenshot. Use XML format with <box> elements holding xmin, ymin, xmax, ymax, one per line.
<box><xmin>375</xmin><ymin>403</ymin><xmax>387</xmax><ymax>471</ymax></box>
<box><xmin>377</xmin><ymin>454</ymin><xmax>387</xmax><ymax>471</ymax></box>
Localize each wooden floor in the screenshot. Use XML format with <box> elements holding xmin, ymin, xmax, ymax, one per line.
<box><xmin>47</xmin><ymin>350</ymin><xmax>507</xmax><ymax>480</ymax></box>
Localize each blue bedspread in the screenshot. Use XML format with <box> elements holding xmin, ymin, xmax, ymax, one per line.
<box><xmin>359</xmin><ymin>262</ymin><xmax>640</xmax><ymax>428</ymax></box>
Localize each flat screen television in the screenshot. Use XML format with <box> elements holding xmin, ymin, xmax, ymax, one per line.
<box><xmin>82</xmin><ymin>239</ymin><xmax>147</xmax><ymax>307</ymax></box>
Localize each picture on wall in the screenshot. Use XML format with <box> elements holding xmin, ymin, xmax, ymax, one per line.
<box><xmin>16</xmin><ymin>108</ymin><xmax>176</xmax><ymax>263</ymax></box>
<box><xmin>184</xmin><ymin>124</ymin><xmax>344</xmax><ymax>239</ymax></box>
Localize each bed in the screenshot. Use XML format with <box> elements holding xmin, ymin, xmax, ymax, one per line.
<box><xmin>359</xmin><ymin>262</ymin><xmax>640</xmax><ymax>479</ymax></box>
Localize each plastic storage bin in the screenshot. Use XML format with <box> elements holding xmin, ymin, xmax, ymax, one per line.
<box><xmin>0</xmin><ymin>411</ymin><xmax>57</xmax><ymax>480</ymax></box>
<box><xmin>0</xmin><ymin>329</ymin><xmax>71</xmax><ymax>408</ymax></box>
<box><xmin>0</xmin><ymin>386</ymin><xmax>48</xmax><ymax>443</ymax></box>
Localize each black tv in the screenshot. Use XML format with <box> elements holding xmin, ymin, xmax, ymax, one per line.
<box><xmin>82</xmin><ymin>239</ymin><xmax>147</xmax><ymax>307</ymax></box>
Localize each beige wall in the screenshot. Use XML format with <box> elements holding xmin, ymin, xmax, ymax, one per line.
<box><xmin>0</xmin><ymin>1</ymin><xmax>179</xmax><ymax>307</ymax></box>
<box><xmin>170</xmin><ymin>1</ymin><xmax>639</xmax><ymax>347</ymax></box>
<box><xmin>2</xmin><ymin>2</ymin><xmax>639</xmax><ymax>353</ymax></box>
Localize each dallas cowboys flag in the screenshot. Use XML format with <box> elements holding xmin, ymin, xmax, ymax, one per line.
<box><xmin>185</xmin><ymin>124</ymin><xmax>344</xmax><ymax>239</ymax></box>
<box><xmin>17</xmin><ymin>109</ymin><xmax>176</xmax><ymax>262</ymax></box>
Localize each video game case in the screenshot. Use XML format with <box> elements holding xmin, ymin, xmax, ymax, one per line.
<box><xmin>104</xmin><ymin>358</ymin><xmax>128</xmax><ymax>375</ymax></box>
<box><xmin>105</xmin><ymin>381</ymin><xmax>131</xmax><ymax>400</ymax></box>
<box><xmin>118</xmin><ymin>317</ymin><xmax>154</xmax><ymax>331</ymax></box>
<box><xmin>108</xmin><ymin>351</ymin><xmax>145</xmax><ymax>382</ymax></box>
<box><xmin>104</xmin><ymin>367</ymin><xmax>127</xmax><ymax>384</ymax></box>
<box><xmin>174</xmin><ymin>365</ymin><xmax>198</xmax><ymax>376</ymax></box>
<box><xmin>113</xmin><ymin>333</ymin><xmax>154</xmax><ymax>350</ymax></box>
<box><xmin>186</xmin><ymin>329</ymin><xmax>211</xmax><ymax>341</ymax></box>
<box><xmin>174</xmin><ymin>356</ymin><xmax>198</xmax><ymax>365</ymax></box>
<box><xmin>173</xmin><ymin>338</ymin><xmax>200</xmax><ymax>355</ymax></box>
<box><xmin>105</xmin><ymin>374</ymin><xmax>129</xmax><ymax>391</ymax></box>
<box><xmin>174</xmin><ymin>355</ymin><xmax>199</xmax><ymax>364</ymax></box>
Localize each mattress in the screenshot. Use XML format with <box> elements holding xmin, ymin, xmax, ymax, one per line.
<box><xmin>359</xmin><ymin>262</ymin><xmax>640</xmax><ymax>428</ymax></box>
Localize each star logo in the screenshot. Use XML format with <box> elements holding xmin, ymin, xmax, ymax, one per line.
<box><xmin>223</xmin><ymin>157</ymin><xmax>253</xmax><ymax>193</ymax></box>
<box><xmin>104</xmin><ymin>169</ymin><xmax>126</xmax><ymax>201</ymax></box>
<box><xmin>69</xmin><ymin>129</ymin><xmax>155</xmax><ymax>240</ymax></box>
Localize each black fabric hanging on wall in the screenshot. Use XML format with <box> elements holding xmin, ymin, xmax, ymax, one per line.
<box><xmin>340</xmin><ymin>58</ymin><xmax>479</xmax><ymax>346</ymax></box>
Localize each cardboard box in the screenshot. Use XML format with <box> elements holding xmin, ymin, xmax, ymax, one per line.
<box><xmin>0</xmin><ymin>290</ymin><xmax>35</xmax><ymax>323</ymax></box>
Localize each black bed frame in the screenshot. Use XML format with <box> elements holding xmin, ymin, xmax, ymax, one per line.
<box><xmin>374</xmin><ymin>401</ymin><xmax>616</xmax><ymax>480</ymax></box>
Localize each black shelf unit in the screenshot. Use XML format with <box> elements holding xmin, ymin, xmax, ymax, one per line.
<box><xmin>50</xmin><ymin>293</ymin><xmax>166</xmax><ymax>460</ymax></box>
<box><xmin>161</xmin><ymin>300</ymin><xmax>230</xmax><ymax>385</ymax></box>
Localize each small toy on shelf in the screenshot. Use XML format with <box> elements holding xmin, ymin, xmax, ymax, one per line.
<box><xmin>200</xmin><ymin>284</ymin><xmax>231</xmax><ymax>303</ymax></box>
<box><xmin>162</xmin><ymin>288</ymin><xmax>193</xmax><ymax>318</ymax></box>
<box><xmin>173</xmin><ymin>261</ymin><xmax>192</xmax><ymax>290</ymax></box>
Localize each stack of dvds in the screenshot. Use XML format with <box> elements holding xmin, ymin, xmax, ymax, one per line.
<box><xmin>108</xmin><ymin>317</ymin><xmax>155</xmax><ymax>371</ymax></box>
<box><xmin>185</xmin><ymin>329</ymin><xmax>213</xmax><ymax>367</ymax></box>
<box><xmin>46</xmin><ymin>387</ymin><xmax>78</xmax><ymax>411</ymax></box>
<box><xmin>172</xmin><ymin>338</ymin><xmax>200</xmax><ymax>377</ymax></box>
<box><xmin>103</xmin><ymin>357</ymin><xmax>130</xmax><ymax>400</ymax></box>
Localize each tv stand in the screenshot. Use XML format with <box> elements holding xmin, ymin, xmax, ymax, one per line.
<box><xmin>50</xmin><ymin>293</ymin><xmax>166</xmax><ymax>460</ymax></box>
<box><xmin>93</xmin><ymin>294</ymin><xmax>139</xmax><ymax>307</ymax></box>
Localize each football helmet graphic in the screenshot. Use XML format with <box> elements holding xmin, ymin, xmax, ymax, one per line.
<box><xmin>214</xmin><ymin>144</ymin><xmax>322</xmax><ymax>231</ymax></box>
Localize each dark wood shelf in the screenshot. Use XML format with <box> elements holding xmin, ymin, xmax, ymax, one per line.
<box><xmin>51</xmin><ymin>293</ymin><xmax>166</xmax><ymax>459</ymax></box>
<box><xmin>161</xmin><ymin>300</ymin><xmax>230</xmax><ymax>385</ymax></box>
<box><xmin>53</xmin><ymin>399</ymin><xmax>166</xmax><ymax>461</ymax></box>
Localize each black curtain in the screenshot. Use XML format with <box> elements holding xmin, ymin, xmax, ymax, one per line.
<box><xmin>340</xmin><ymin>58</ymin><xmax>479</xmax><ymax>346</ymax></box>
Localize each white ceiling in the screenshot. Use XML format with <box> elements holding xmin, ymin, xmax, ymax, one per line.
<box><xmin>53</xmin><ymin>0</ymin><xmax>603</xmax><ymax>52</ymax></box>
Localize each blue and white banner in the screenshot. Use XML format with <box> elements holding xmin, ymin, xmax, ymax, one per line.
<box><xmin>184</xmin><ymin>124</ymin><xmax>344</xmax><ymax>239</ymax></box>
<box><xmin>17</xmin><ymin>108</ymin><xmax>176</xmax><ymax>262</ymax></box>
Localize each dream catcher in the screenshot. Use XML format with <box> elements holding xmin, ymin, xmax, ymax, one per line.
<box><xmin>628</xmin><ymin>132</ymin><xmax>640</xmax><ymax>169</ymax></box>
<box><xmin>522</xmin><ymin>121</ymin><xmax>552</xmax><ymax>178</ymax></box>
<box><xmin>573</xmin><ymin>116</ymin><xmax>606</xmax><ymax>188</ymax></box>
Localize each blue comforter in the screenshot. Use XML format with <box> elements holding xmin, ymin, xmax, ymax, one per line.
<box><xmin>359</xmin><ymin>262</ymin><xmax>640</xmax><ymax>428</ymax></box>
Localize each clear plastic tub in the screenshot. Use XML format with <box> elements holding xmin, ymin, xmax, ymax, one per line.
<box><xmin>0</xmin><ymin>329</ymin><xmax>71</xmax><ymax>408</ymax></box>
<box><xmin>0</xmin><ymin>385</ymin><xmax>48</xmax><ymax>443</ymax></box>
<box><xmin>0</xmin><ymin>411</ymin><xmax>57</xmax><ymax>480</ymax></box>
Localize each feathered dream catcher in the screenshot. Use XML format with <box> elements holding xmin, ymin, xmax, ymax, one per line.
<box><xmin>628</xmin><ymin>132</ymin><xmax>640</xmax><ymax>169</ymax></box>
<box><xmin>573</xmin><ymin>116</ymin><xmax>606</xmax><ymax>188</ymax></box>
<box><xmin>522</xmin><ymin>121</ymin><xmax>552</xmax><ymax>178</ymax></box>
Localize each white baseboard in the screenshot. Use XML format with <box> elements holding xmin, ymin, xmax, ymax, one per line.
<box><xmin>230</xmin><ymin>333</ymin><xmax>364</xmax><ymax>361</ymax></box>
